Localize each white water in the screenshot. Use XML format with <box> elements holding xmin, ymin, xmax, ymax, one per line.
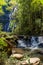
<box><xmin>7</xmin><ymin>5</ymin><xmax>18</xmax><ymax>32</ymax></box>
<box><xmin>17</xmin><ymin>39</ymin><xmax>26</xmax><ymax>48</ymax></box>
<box><xmin>38</xmin><ymin>36</ymin><xmax>43</xmax><ymax>44</ymax></box>
<box><xmin>17</xmin><ymin>36</ymin><xmax>43</xmax><ymax>49</ymax></box>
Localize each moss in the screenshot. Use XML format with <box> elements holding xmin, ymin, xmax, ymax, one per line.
<box><xmin>0</xmin><ymin>37</ymin><xmax>7</xmax><ymax>47</ymax></box>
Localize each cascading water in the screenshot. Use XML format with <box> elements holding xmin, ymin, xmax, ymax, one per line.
<box><xmin>17</xmin><ymin>36</ymin><xmax>43</xmax><ymax>49</ymax></box>
<box><xmin>38</xmin><ymin>37</ymin><xmax>43</xmax><ymax>43</ymax></box>
<box><xmin>7</xmin><ymin>5</ymin><xmax>18</xmax><ymax>32</ymax></box>
<box><xmin>2</xmin><ymin>5</ymin><xmax>18</xmax><ymax>32</ymax></box>
<box><xmin>38</xmin><ymin>37</ymin><xmax>43</xmax><ymax>48</ymax></box>
<box><xmin>17</xmin><ymin>39</ymin><xmax>26</xmax><ymax>48</ymax></box>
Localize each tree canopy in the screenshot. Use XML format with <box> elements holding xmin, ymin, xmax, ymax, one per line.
<box><xmin>0</xmin><ymin>0</ymin><xmax>43</xmax><ymax>35</ymax></box>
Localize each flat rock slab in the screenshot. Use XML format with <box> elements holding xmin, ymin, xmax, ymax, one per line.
<box><xmin>30</xmin><ymin>57</ymin><xmax>40</xmax><ymax>65</ymax></box>
<box><xmin>10</xmin><ymin>54</ymin><xmax>23</xmax><ymax>59</ymax></box>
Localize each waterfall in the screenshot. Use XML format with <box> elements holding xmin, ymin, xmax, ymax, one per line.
<box><xmin>17</xmin><ymin>36</ymin><xmax>43</xmax><ymax>49</ymax></box>
<box><xmin>38</xmin><ymin>36</ymin><xmax>43</xmax><ymax>48</ymax></box>
<box><xmin>38</xmin><ymin>36</ymin><xmax>43</xmax><ymax>44</ymax></box>
<box><xmin>30</xmin><ymin>37</ymin><xmax>38</xmax><ymax>49</ymax></box>
<box><xmin>7</xmin><ymin>5</ymin><xmax>18</xmax><ymax>32</ymax></box>
<box><xmin>17</xmin><ymin>39</ymin><xmax>26</xmax><ymax>48</ymax></box>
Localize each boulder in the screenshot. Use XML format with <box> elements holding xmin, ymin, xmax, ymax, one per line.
<box><xmin>21</xmin><ymin>60</ymin><xmax>29</xmax><ymax>65</ymax></box>
<box><xmin>12</xmin><ymin>48</ymin><xmax>24</xmax><ymax>54</ymax></box>
<box><xmin>30</xmin><ymin>57</ymin><xmax>40</xmax><ymax>65</ymax></box>
<box><xmin>38</xmin><ymin>43</ymin><xmax>43</xmax><ymax>48</ymax></box>
<box><xmin>10</xmin><ymin>54</ymin><xmax>23</xmax><ymax>59</ymax></box>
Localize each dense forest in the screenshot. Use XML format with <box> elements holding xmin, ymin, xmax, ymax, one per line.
<box><xmin>0</xmin><ymin>0</ymin><xmax>43</xmax><ymax>35</ymax></box>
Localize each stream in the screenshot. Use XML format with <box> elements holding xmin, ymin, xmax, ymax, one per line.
<box><xmin>17</xmin><ymin>36</ymin><xmax>43</xmax><ymax>49</ymax></box>
<box><xmin>2</xmin><ymin>6</ymin><xmax>43</xmax><ymax>50</ymax></box>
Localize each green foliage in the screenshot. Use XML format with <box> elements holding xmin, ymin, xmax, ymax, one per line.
<box><xmin>0</xmin><ymin>0</ymin><xmax>43</xmax><ymax>35</ymax></box>
<box><xmin>0</xmin><ymin>23</ymin><xmax>3</xmax><ymax>31</ymax></box>
<box><xmin>0</xmin><ymin>0</ymin><xmax>7</xmax><ymax>15</ymax></box>
<box><xmin>14</xmin><ymin>0</ymin><xmax>43</xmax><ymax>35</ymax></box>
<box><xmin>0</xmin><ymin>37</ymin><xmax>7</xmax><ymax>49</ymax></box>
<box><xmin>0</xmin><ymin>51</ymin><xmax>8</xmax><ymax>65</ymax></box>
<box><xmin>0</xmin><ymin>51</ymin><xmax>8</xmax><ymax>60</ymax></box>
<box><xmin>14</xmin><ymin>0</ymin><xmax>33</xmax><ymax>34</ymax></box>
<box><xmin>31</xmin><ymin>0</ymin><xmax>42</xmax><ymax>12</ymax></box>
<box><xmin>0</xmin><ymin>0</ymin><xmax>16</xmax><ymax>14</ymax></box>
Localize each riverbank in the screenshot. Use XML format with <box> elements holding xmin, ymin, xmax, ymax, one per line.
<box><xmin>0</xmin><ymin>32</ymin><xmax>43</xmax><ymax>65</ymax></box>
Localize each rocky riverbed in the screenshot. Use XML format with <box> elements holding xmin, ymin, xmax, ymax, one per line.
<box><xmin>5</xmin><ymin>48</ymin><xmax>43</xmax><ymax>65</ymax></box>
<box><xmin>0</xmin><ymin>32</ymin><xmax>43</xmax><ymax>65</ymax></box>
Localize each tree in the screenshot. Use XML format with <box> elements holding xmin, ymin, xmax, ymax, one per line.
<box><xmin>14</xmin><ymin>0</ymin><xmax>33</xmax><ymax>35</ymax></box>
<box><xmin>14</xmin><ymin>0</ymin><xmax>43</xmax><ymax>35</ymax></box>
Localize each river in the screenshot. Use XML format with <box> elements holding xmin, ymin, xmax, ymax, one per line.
<box><xmin>17</xmin><ymin>36</ymin><xmax>43</xmax><ymax>49</ymax></box>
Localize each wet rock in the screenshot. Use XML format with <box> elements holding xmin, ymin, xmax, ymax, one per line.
<box><xmin>12</xmin><ymin>48</ymin><xmax>24</xmax><ymax>54</ymax></box>
<box><xmin>38</xmin><ymin>43</ymin><xmax>43</xmax><ymax>48</ymax></box>
<box><xmin>10</xmin><ymin>54</ymin><xmax>23</xmax><ymax>59</ymax></box>
<box><xmin>24</xmin><ymin>36</ymin><xmax>28</xmax><ymax>41</ymax></box>
<box><xmin>17</xmin><ymin>35</ymin><xmax>24</xmax><ymax>39</ymax></box>
<box><xmin>30</xmin><ymin>57</ymin><xmax>40</xmax><ymax>65</ymax></box>
<box><xmin>29</xmin><ymin>48</ymin><xmax>43</xmax><ymax>55</ymax></box>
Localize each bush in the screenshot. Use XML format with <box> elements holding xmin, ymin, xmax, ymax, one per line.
<box><xmin>0</xmin><ymin>51</ymin><xmax>8</xmax><ymax>65</ymax></box>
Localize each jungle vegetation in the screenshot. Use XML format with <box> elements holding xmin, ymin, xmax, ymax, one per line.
<box><xmin>0</xmin><ymin>0</ymin><xmax>43</xmax><ymax>35</ymax></box>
